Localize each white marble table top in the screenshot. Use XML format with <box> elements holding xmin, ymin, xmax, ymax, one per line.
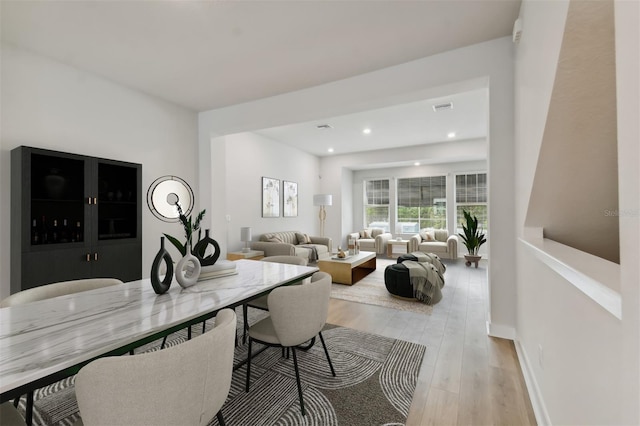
<box><xmin>0</xmin><ymin>260</ymin><xmax>318</xmax><ymax>397</ymax></box>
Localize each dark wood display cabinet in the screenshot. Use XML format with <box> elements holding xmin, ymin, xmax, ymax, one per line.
<box><xmin>11</xmin><ymin>146</ymin><xmax>142</xmax><ymax>293</ymax></box>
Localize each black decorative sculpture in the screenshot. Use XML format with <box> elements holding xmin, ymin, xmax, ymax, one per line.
<box><xmin>150</xmin><ymin>237</ymin><xmax>174</xmax><ymax>294</ymax></box>
<box><xmin>193</xmin><ymin>229</ymin><xmax>221</xmax><ymax>266</ymax></box>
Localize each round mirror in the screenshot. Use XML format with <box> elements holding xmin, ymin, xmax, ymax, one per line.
<box><xmin>147</xmin><ymin>176</ymin><xmax>194</xmax><ymax>222</ymax></box>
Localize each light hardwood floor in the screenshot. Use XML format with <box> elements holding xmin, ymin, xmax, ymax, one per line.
<box><xmin>326</xmin><ymin>258</ymin><xmax>537</xmax><ymax>426</ymax></box>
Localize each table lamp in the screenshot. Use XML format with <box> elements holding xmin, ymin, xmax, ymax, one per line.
<box><xmin>240</xmin><ymin>227</ymin><xmax>252</xmax><ymax>252</ymax></box>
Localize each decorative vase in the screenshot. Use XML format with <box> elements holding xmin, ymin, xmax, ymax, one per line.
<box><xmin>175</xmin><ymin>245</ymin><xmax>201</xmax><ymax>288</ymax></box>
<box><xmin>150</xmin><ymin>237</ymin><xmax>173</xmax><ymax>294</ymax></box>
<box><xmin>193</xmin><ymin>229</ymin><xmax>220</xmax><ymax>266</ymax></box>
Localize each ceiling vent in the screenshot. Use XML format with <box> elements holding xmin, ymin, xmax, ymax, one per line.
<box><xmin>316</xmin><ymin>124</ymin><xmax>333</xmax><ymax>129</ymax></box>
<box><xmin>432</xmin><ymin>102</ymin><xmax>453</xmax><ymax>112</ymax></box>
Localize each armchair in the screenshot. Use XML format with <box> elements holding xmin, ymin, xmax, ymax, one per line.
<box><xmin>348</xmin><ymin>228</ymin><xmax>392</xmax><ymax>254</ymax></box>
<box><xmin>408</xmin><ymin>228</ymin><xmax>458</xmax><ymax>260</ymax></box>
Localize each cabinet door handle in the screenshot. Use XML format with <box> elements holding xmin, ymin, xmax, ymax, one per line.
<box><xmin>88</xmin><ymin>197</ymin><xmax>92</xmax><ymax>205</ymax></box>
<box><xmin>93</xmin><ymin>197</ymin><xmax>97</xmax><ymax>205</ymax></box>
<box><xmin>94</xmin><ymin>252</ymin><xmax>98</xmax><ymax>261</ymax></box>
<box><xmin>86</xmin><ymin>253</ymin><xmax>91</xmax><ymax>262</ymax></box>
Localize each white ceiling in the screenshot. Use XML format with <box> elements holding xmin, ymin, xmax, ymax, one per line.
<box><xmin>256</xmin><ymin>88</ymin><xmax>489</xmax><ymax>157</ymax></box>
<box><xmin>1</xmin><ymin>0</ymin><xmax>520</xmax><ymax>157</ymax></box>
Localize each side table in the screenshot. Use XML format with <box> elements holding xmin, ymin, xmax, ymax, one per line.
<box><xmin>387</xmin><ymin>240</ymin><xmax>409</xmax><ymax>259</ymax></box>
<box><xmin>227</xmin><ymin>250</ymin><xmax>264</xmax><ymax>261</ymax></box>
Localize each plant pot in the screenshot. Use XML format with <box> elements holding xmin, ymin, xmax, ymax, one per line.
<box><xmin>464</xmin><ymin>254</ymin><xmax>481</xmax><ymax>268</ymax></box>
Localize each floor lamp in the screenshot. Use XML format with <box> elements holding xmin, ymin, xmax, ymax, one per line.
<box><xmin>313</xmin><ymin>194</ymin><xmax>332</xmax><ymax>237</ymax></box>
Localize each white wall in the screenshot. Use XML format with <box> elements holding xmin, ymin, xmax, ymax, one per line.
<box><xmin>212</xmin><ymin>132</ymin><xmax>320</xmax><ymax>252</ymax></box>
<box><xmin>0</xmin><ymin>44</ymin><xmax>199</xmax><ymax>299</ymax></box>
<box><xmin>514</xmin><ymin>0</ymin><xmax>639</xmax><ymax>424</ymax></box>
<box><xmin>199</xmin><ymin>37</ymin><xmax>516</xmax><ymax>337</ymax></box>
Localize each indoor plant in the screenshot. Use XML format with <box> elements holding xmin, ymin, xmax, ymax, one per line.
<box><xmin>458</xmin><ymin>210</ymin><xmax>486</xmax><ymax>268</ymax></box>
<box><xmin>164</xmin><ymin>205</ymin><xmax>206</xmax><ymax>257</ymax></box>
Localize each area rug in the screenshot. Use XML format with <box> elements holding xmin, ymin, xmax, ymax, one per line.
<box><xmin>15</xmin><ymin>311</ymin><xmax>426</xmax><ymax>426</ymax></box>
<box><xmin>330</xmin><ymin>258</ymin><xmax>435</xmax><ymax>314</ymax></box>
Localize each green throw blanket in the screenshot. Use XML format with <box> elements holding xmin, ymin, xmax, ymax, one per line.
<box><xmin>403</xmin><ymin>260</ymin><xmax>445</xmax><ymax>305</ymax></box>
<box><xmin>410</xmin><ymin>252</ymin><xmax>446</xmax><ymax>275</ymax></box>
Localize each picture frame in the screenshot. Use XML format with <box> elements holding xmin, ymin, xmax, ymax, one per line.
<box><xmin>262</xmin><ymin>177</ymin><xmax>280</xmax><ymax>217</ymax></box>
<box><xmin>283</xmin><ymin>181</ymin><xmax>298</xmax><ymax>217</ymax></box>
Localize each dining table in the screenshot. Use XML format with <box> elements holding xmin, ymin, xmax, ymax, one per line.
<box><xmin>0</xmin><ymin>259</ymin><xmax>318</xmax><ymax>425</ymax></box>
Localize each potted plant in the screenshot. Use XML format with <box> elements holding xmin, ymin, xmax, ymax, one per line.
<box><xmin>458</xmin><ymin>210</ymin><xmax>486</xmax><ymax>268</ymax></box>
<box><xmin>164</xmin><ymin>205</ymin><xmax>206</xmax><ymax>257</ymax></box>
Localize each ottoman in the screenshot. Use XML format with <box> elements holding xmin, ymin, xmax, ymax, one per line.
<box><xmin>384</xmin><ymin>263</ymin><xmax>414</xmax><ymax>299</ymax></box>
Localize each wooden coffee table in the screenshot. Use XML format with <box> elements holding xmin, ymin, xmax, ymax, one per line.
<box><xmin>317</xmin><ymin>251</ymin><xmax>376</xmax><ymax>285</ymax></box>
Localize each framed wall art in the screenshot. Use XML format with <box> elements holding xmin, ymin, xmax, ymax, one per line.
<box><xmin>262</xmin><ymin>177</ymin><xmax>280</xmax><ymax>217</ymax></box>
<box><xmin>283</xmin><ymin>181</ymin><xmax>298</xmax><ymax>217</ymax></box>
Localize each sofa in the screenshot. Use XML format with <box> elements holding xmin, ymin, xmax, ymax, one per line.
<box><xmin>408</xmin><ymin>228</ymin><xmax>458</xmax><ymax>260</ymax></box>
<box><xmin>347</xmin><ymin>228</ymin><xmax>393</xmax><ymax>254</ymax></box>
<box><xmin>250</xmin><ymin>231</ymin><xmax>332</xmax><ymax>262</ymax></box>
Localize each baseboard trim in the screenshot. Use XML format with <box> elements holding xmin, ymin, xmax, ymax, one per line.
<box><xmin>486</xmin><ymin>321</ymin><xmax>516</xmax><ymax>340</ymax></box>
<box><xmin>514</xmin><ymin>339</ymin><xmax>552</xmax><ymax>426</ymax></box>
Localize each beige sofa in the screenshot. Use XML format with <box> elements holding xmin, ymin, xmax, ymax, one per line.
<box><xmin>347</xmin><ymin>228</ymin><xmax>393</xmax><ymax>254</ymax></box>
<box><xmin>408</xmin><ymin>228</ymin><xmax>458</xmax><ymax>260</ymax></box>
<box><xmin>250</xmin><ymin>231</ymin><xmax>332</xmax><ymax>262</ymax></box>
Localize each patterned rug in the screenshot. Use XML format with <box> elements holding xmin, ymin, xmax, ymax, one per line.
<box><xmin>330</xmin><ymin>257</ymin><xmax>435</xmax><ymax>314</ymax></box>
<box><xmin>15</xmin><ymin>310</ymin><xmax>426</xmax><ymax>426</ymax></box>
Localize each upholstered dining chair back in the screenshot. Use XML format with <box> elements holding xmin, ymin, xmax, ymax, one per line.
<box><xmin>75</xmin><ymin>308</ymin><xmax>237</xmax><ymax>426</ymax></box>
<box><xmin>251</xmin><ymin>255</ymin><xmax>310</xmax><ymax>310</ymax></box>
<box><xmin>260</xmin><ymin>255</ymin><xmax>308</xmax><ymax>266</ymax></box>
<box><xmin>0</xmin><ymin>278</ymin><xmax>123</xmax><ymax>308</ymax></box>
<box><xmin>267</xmin><ymin>271</ymin><xmax>331</xmax><ymax>347</ymax></box>
<box><xmin>0</xmin><ymin>401</ymin><xmax>25</xmax><ymax>425</ymax></box>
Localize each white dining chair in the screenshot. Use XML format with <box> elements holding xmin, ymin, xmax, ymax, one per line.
<box><xmin>1</xmin><ymin>278</ymin><xmax>124</xmax><ymax>425</ymax></box>
<box><xmin>74</xmin><ymin>308</ymin><xmax>237</xmax><ymax>426</ymax></box>
<box><xmin>242</xmin><ymin>255</ymin><xmax>309</xmax><ymax>343</ymax></box>
<box><xmin>0</xmin><ymin>278</ymin><xmax>123</xmax><ymax>307</ymax></box>
<box><xmin>245</xmin><ymin>271</ymin><xmax>335</xmax><ymax>416</ymax></box>
<box><xmin>0</xmin><ymin>402</ymin><xmax>25</xmax><ymax>425</ymax></box>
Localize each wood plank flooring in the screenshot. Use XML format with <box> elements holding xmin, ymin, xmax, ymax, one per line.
<box><xmin>326</xmin><ymin>258</ymin><xmax>537</xmax><ymax>426</ymax></box>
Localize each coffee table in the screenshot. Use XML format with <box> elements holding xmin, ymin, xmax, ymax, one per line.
<box><xmin>317</xmin><ymin>251</ymin><xmax>376</xmax><ymax>285</ymax></box>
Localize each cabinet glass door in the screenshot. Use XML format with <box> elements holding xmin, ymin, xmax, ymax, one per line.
<box><xmin>97</xmin><ymin>162</ymin><xmax>138</xmax><ymax>241</ymax></box>
<box><xmin>30</xmin><ymin>153</ymin><xmax>86</xmax><ymax>246</ymax></box>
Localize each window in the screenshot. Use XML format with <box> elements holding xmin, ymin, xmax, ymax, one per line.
<box><xmin>364</xmin><ymin>179</ymin><xmax>389</xmax><ymax>231</ymax></box>
<box><xmin>455</xmin><ymin>172</ymin><xmax>487</xmax><ymax>233</ymax></box>
<box><xmin>397</xmin><ymin>176</ymin><xmax>446</xmax><ymax>232</ymax></box>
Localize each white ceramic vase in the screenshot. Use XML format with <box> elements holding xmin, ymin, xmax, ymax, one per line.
<box><xmin>175</xmin><ymin>246</ymin><xmax>201</xmax><ymax>288</ymax></box>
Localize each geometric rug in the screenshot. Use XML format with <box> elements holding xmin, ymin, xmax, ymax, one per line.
<box><xmin>14</xmin><ymin>310</ymin><xmax>426</xmax><ymax>426</ymax></box>
<box><xmin>223</xmin><ymin>325</ymin><xmax>426</xmax><ymax>426</ymax></box>
<box><xmin>330</xmin><ymin>257</ymin><xmax>435</xmax><ymax>315</ymax></box>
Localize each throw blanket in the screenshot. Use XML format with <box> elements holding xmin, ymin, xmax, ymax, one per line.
<box><xmin>298</xmin><ymin>244</ymin><xmax>319</xmax><ymax>262</ymax></box>
<box><xmin>403</xmin><ymin>260</ymin><xmax>445</xmax><ymax>305</ymax></box>
<box><xmin>411</xmin><ymin>252</ymin><xmax>446</xmax><ymax>275</ymax></box>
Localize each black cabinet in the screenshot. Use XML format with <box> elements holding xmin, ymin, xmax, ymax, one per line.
<box><xmin>11</xmin><ymin>146</ymin><xmax>142</xmax><ymax>293</ymax></box>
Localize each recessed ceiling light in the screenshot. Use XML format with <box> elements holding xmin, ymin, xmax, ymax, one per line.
<box><xmin>447</xmin><ymin>132</ymin><xmax>456</xmax><ymax>138</ymax></box>
<box><xmin>414</xmin><ymin>162</ymin><xmax>421</xmax><ymax>166</ymax></box>
<box><xmin>363</xmin><ymin>128</ymin><xmax>371</xmax><ymax>135</ymax></box>
<box><xmin>328</xmin><ymin>148</ymin><xmax>334</xmax><ymax>153</ymax></box>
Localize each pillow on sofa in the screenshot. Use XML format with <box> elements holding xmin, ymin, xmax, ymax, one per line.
<box><xmin>268</xmin><ymin>236</ymin><xmax>283</xmax><ymax>243</ymax></box>
<box><xmin>295</xmin><ymin>232</ymin><xmax>312</xmax><ymax>244</ymax></box>
<box><xmin>419</xmin><ymin>229</ymin><xmax>434</xmax><ymax>241</ymax></box>
<box><xmin>361</xmin><ymin>229</ymin><xmax>372</xmax><ymax>239</ymax></box>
